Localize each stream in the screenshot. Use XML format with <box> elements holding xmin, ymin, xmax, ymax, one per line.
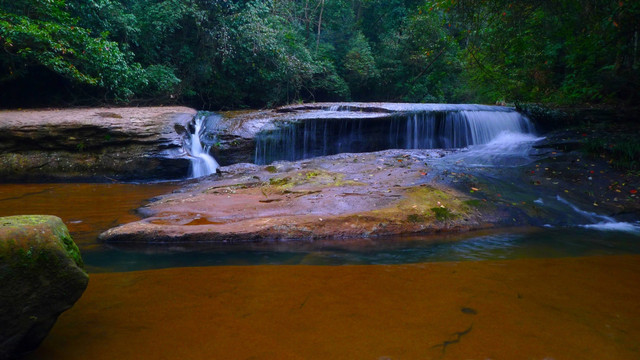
<box><xmin>3</xmin><ymin>105</ymin><xmax>639</xmax><ymax>272</ymax></box>
<box><xmin>6</xmin><ymin>105</ymin><xmax>639</xmax><ymax>359</ymax></box>
<box><xmin>1</xmin><ymin>128</ymin><xmax>637</xmax><ymax>273</ymax></box>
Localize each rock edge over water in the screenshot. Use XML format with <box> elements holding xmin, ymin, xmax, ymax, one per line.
<box><xmin>99</xmin><ymin>150</ymin><xmax>522</xmax><ymax>243</ymax></box>
<box><xmin>0</xmin><ymin>107</ymin><xmax>196</xmax><ymax>181</ymax></box>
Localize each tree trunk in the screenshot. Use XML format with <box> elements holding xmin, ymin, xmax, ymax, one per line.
<box><xmin>316</xmin><ymin>0</ymin><xmax>325</xmax><ymax>53</ymax></box>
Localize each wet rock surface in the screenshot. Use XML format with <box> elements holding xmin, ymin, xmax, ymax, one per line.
<box><xmin>203</xmin><ymin>102</ymin><xmax>517</xmax><ymax>165</ymax></box>
<box><xmin>0</xmin><ymin>215</ymin><xmax>88</xmax><ymax>359</ymax></box>
<box><xmin>0</xmin><ymin>107</ymin><xmax>196</xmax><ymax>181</ymax></box>
<box><xmin>99</xmin><ymin>115</ymin><xmax>640</xmax><ymax>243</ymax></box>
<box><xmin>99</xmin><ymin>149</ymin><xmax>526</xmax><ymax>243</ymax></box>
<box><xmin>527</xmin><ymin>129</ymin><xmax>640</xmax><ymax>221</ymax></box>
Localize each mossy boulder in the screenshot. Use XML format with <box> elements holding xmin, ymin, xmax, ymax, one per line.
<box><xmin>0</xmin><ymin>215</ymin><xmax>88</xmax><ymax>359</ymax></box>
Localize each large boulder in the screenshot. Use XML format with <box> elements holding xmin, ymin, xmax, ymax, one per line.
<box><xmin>0</xmin><ymin>215</ymin><xmax>88</xmax><ymax>359</ymax></box>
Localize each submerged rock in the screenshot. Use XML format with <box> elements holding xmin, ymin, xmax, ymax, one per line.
<box><xmin>99</xmin><ymin>149</ymin><xmax>518</xmax><ymax>243</ymax></box>
<box><xmin>0</xmin><ymin>107</ymin><xmax>196</xmax><ymax>181</ymax></box>
<box><xmin>0</xmin><ymin>215</ymin><xmax>88</xmax><ymax>359</ymax></box>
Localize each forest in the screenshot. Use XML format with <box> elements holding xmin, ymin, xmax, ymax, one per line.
<box><xmin>1</xmin><ymin>0</ymin><xmax>638</xmax><ymax>109</ymax></box>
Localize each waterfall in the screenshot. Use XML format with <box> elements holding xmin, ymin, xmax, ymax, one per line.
<box><xmin>188</xmin><ymin>115</ymin><xmax>219</xmax><ymax>178</ymax></box>
<box><xmin>255</xmin><ymin>106</ymin><xmax>534</xmax><ymax>165</ymax></box>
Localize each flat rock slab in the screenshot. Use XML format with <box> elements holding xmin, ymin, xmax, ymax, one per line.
<box><xmin>99</xmin><ymin>149</ymin><xmax>516</xmax><ymax>243</ymax></box>
<box><xmin>0</xmin><ymin>107</ymin><xmax>196</xmax><ymax>181</ymax></box>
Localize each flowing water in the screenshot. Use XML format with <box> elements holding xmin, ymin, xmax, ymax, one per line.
<box><xmin>255</xmin><ymin>105</ymin><xmax>534</xmax><ymax>164</ymax></box>
<box><xmin>1</xmin><ymin>181</ymin><xmax>637</xmax><ymax>272</ymax></box>
<box><xmin>2</xmin><ymin>107</ymin><xmax>637</xmax><ymax>272</ymax></box>
<box><xmin>186</xmin><ymin>114</ymin><xmax>219</xmax><ymax>177</ymax></box>
<box><xmin>7</xmin><ymin>104</ymin><xmax>640</xmax><ymax>359</ymax></box>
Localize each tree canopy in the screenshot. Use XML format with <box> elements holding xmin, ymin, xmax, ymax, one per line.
<box><xmin>1</xmin><ymin>0</ymin><xmax>637</xmax><ymax>109</ymax></box>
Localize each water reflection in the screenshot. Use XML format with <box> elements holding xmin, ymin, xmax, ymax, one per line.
<box><xmin>0</xmin><ymin>182</ymin><xmax>179</xmax><ymax>248</ymax></box>
<box><xmin>84</xmin><ymin>227</ymin><xmax>640</xmax><ymax>272</ymax></box>
<box><xmin>2</xmin><ymin>170</ymin><xmax>638</xmax><ymax>274</ymax></box>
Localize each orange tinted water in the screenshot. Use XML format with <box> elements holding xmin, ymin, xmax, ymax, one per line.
<box><xmin>0</xmin><ymin>183</ymin><xmax>178</xmax><ymax>249</ymax></box>
<box><xmin>3</xmin><ymin>183</ymin><xmax>640</xmax><ymax>358</ymax></box>
<box><xmin>27</xmin><ymin>255</ymin><xmax>640</xmax><ymax>360</ymax></box>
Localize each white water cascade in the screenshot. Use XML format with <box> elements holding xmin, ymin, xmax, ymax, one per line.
<box><xmin>254</xmin><ymin>105</ymin><xmax>535</xmax><ymax>165</ymax></box>
<box><xmin>556</xmin><ymin>196</ymin><xmax>640</xmax><ymax>233</ymax></box>
<box><xmin>188</xmin><ymin>115</ymin><xmax>219</xmax><ymax>178</ymax></box>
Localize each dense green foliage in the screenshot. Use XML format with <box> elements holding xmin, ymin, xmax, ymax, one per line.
<box><xmin>1</xmin><ymin>0</ymin><xmax>638</xmax><ymax>108</ymax></box>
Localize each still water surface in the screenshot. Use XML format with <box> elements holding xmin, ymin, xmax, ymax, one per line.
<box><xmin>1</xmin><ymin>182</ymin><xmax>638</xmax><ymax>272</ymax></box>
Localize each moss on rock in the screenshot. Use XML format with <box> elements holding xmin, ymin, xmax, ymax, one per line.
<box><xmin>0</xmin><ymin>215</ymin><xmax>88</xmax><ymax>359</ymax></box>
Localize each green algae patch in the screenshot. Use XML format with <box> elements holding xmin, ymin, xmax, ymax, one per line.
<box><xmin>369</xmin><ymin>185</ymin><xmax>477</xmax><ymax>229</ymax></box>
<box><xmin>401</xmin><ymin>186</ymin><xmax>471</xmax><ymax>218</ymax></box>
<box><xmin>266</xmin><ymin>169</ymin><xmax>365</xmax><ymax>191</ymax></box>
<box><xmin>464</xmin><ymin>199</ymin><xmax>486</xmax><ymax>208</ymax></box>
<box><xmin>269</xmin><ymin>177</ymin><xmax>292</xmax><ymax>187</ymax></box>
<box><xmin>406</xmin><ymin>214</ymin><xmax>427</xmax><ymax>223</ymax></box>
<box><xmin>431</xmin><ymin>207</ymin><xmax>454</xmax><ymax>221</ymax></box>
<box><xmin>204</xmin><ymin>182</ymin><xmax>262</xmax><ymax>194</ymax></box>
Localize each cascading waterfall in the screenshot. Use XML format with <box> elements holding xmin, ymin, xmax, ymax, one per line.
<box><xmin>188</xmin><ymin>115</ymin><xmax>219</xmax><ymax>178</ymax></box>
<box><xmin>255</xmin><ymin>106</ymin><xmax>535</xmax><ymax>165</ymax></box>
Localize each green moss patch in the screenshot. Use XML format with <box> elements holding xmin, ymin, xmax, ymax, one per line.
<box><xmin>431</xmin><ymin>207</ymin><xmax>455</xmax><ymax>221</ymax></box>
<box><xmin>0</xmin><ymin>215</ymin><xmax>84</xmax><ymax>269</ymax></box>
<box><xmin>406</xmin><ymin>214</ymin><xmax>427</xmax><ymax>223</ymax></box>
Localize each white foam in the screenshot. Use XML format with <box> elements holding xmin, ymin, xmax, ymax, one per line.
<box><xmin>189</xmin><ymin>115</ymin><xmax>219</xmax><ymax>178</ymax></box>
<box><xmin>446</xmin><ymin>131</ymin><xmax>544</xmax><ymax>167</ymax></box>
<box><xmin>581</xmin><ymin>222</ymin><xmax>640</xmax><ymax>234</ymax></box>
<box><xmin>557</xmin><ymin>196</ymin><xmax>640</xmax><ymax>234</ymax></box>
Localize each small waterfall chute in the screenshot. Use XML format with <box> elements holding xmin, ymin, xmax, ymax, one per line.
<box><xmin>556</xmin><ymin>196</ymin><xmax>640</xmax><ymax>233</ymax></box>
<box><xmin>187</xmin><ymin>114</ymin><xmax>220</xmax><ymax>178</ymax></box>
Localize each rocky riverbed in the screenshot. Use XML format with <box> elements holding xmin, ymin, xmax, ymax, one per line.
<box><xmin>99</xmin><ymin>149</ymin><xmax>520</xmax><ymax>243</ymax></box>
<box><xmin>2</xmin><ymin>105</ymin><xmax>637</xmax><ymax>242</ymax></box>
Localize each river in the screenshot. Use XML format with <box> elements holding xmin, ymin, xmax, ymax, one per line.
<box><xmin>1</xmin><ymin>180</ymin><xmax>638</xmax><ymax>359</ymax></box>
<box><xmin>5</xmin><ymin>104</ymin><xmax>640</xmax><ymax>358</ymax></box>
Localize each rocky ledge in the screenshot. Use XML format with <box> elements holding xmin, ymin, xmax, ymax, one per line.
<box><xmin>0</xmin><ymin>107</ymin><xmax>196</xmax><ymax>181</ymax></box>
<box><xmin>99</xmin><ymin>149</ymin><xmax>529</xmax><ymax>243</ymax></box>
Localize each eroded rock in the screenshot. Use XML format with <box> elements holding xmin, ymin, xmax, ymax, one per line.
<box><xmin>0</xmin><ymin>107</ymin><xmax>196</xmax><ymax>181</ymax></box>
<box><xmin>99</xmin><ymin>150</ymin><xmax>519</xmax><ymax>243</ymax></box>
<box><xmin>0</xmin><ymin>215</ymin><xmax>88</xmax><ymax>360</ymax></box>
